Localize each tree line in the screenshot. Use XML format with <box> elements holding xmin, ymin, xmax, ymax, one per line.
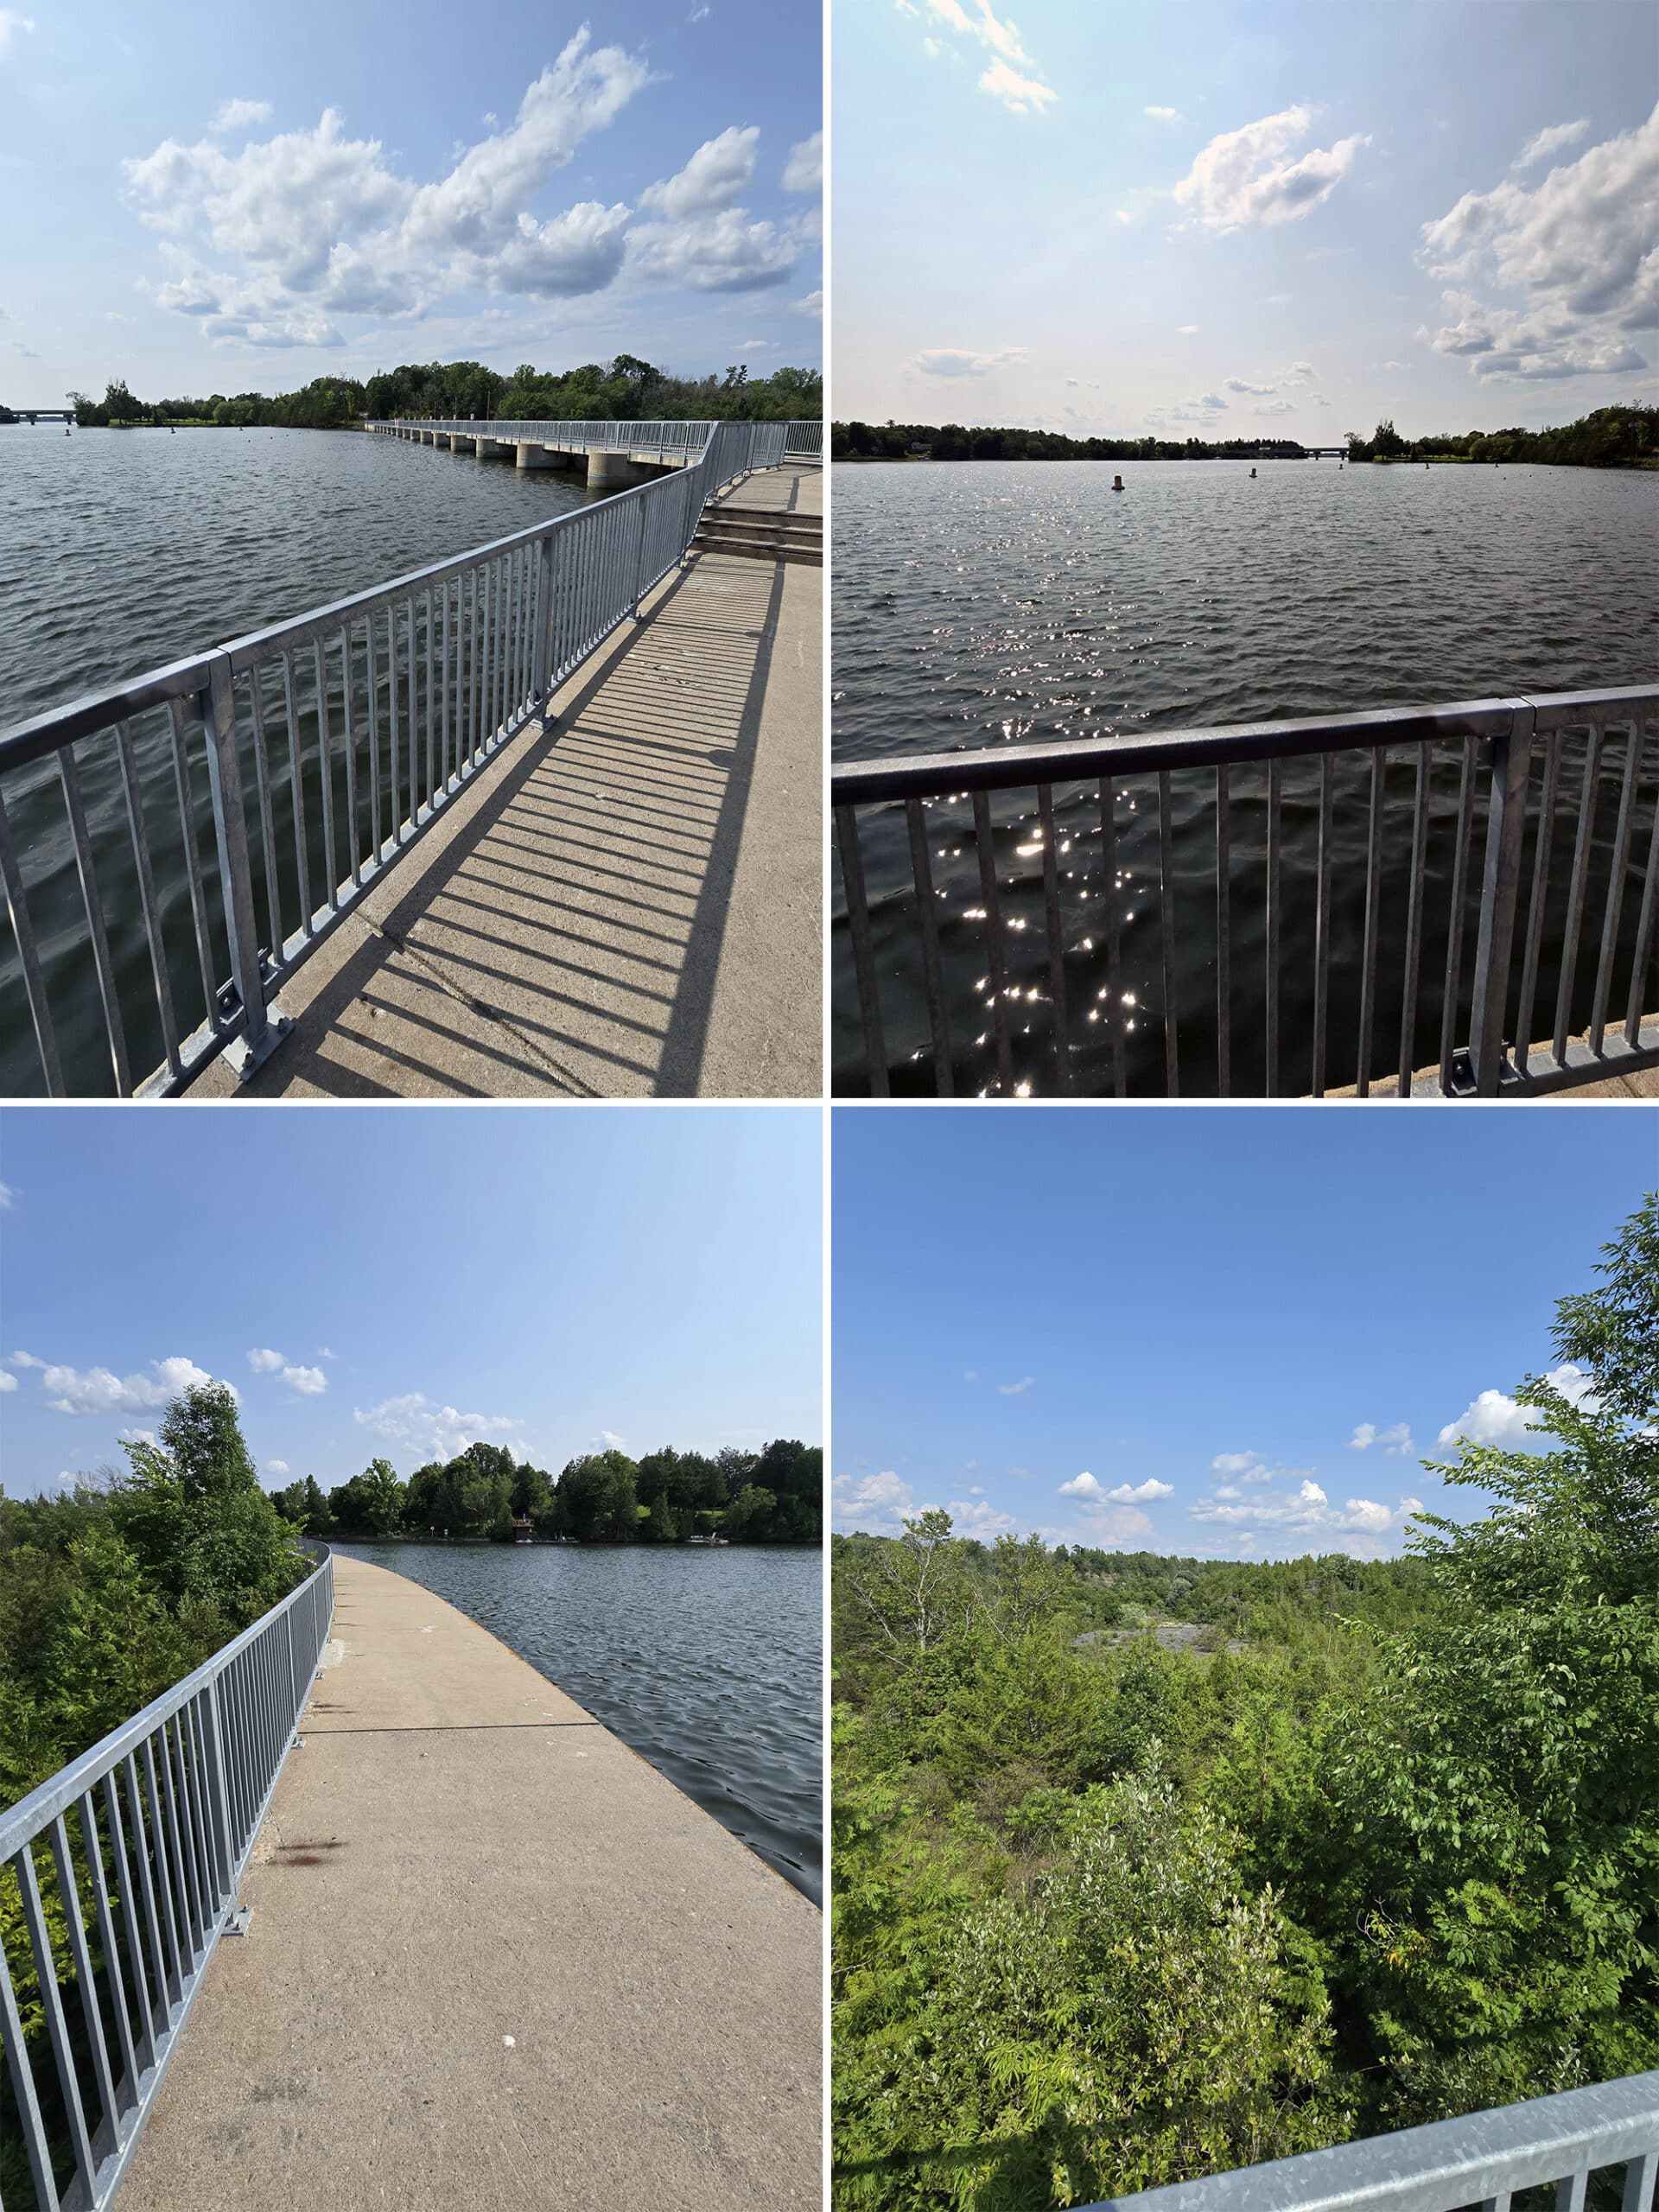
<box><xmin>278</xmin><ymin>1434</ymin><xmax>821</xmax><ymax>1548</ymax></box>
<box><xmin>61</xmin><ymin>354</ymin><xmax>822</xmax><ymax>432</ymax></box>
<box><xmin>832</xmin><ymin>1193</ymin><xmax>1659</xmax><ymax>2208</ymax></box>
<box><xmin>833</xmin><ymin>403</ymin><xmax>1656</xmax><ymax>467</ymax></box>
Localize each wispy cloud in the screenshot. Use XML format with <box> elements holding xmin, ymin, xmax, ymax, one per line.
<box><xmin>1349</xmin><ymin>1421</ymin><xmax>1413</xmax><ymax>1456</ymax></box>
<box><xmin>997</xmin><ymin>1375</ymin><xmax>1034</xmax><ymax>1395</ymax></box>
<box><xmin>912</xmin><ymin>344</ymin><xmax>1027</xmax><ymax>378</ymax></box>
<box><xmin>1173</xmin><ymin>105</ymin><xmax>1370</xmax><ymax>232</ymax></box>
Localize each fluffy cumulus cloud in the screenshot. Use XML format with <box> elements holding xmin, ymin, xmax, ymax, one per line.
<box><xmin>899</xmin><ymin>0</ymin><xmax>1056</xmax><ymax>116</ymax></box>
<box><xmin>1436</xmin><ymin>1364</ymin><xmax>1595</xmax><ymax>1448</ymax></box>
<box><xmin>1058</xmin><ymin>1471</ymin><xmax>1103</xmax><ymax>1497</ymax></box>
<box><xmin>1191</xmin><ymin>1471</ymin><xmax>1416</xmax><ymax>1553</ymax></box>
<box><xmin>1419</xmin><ymin>105</ymin><xmax>1656</xmax><ymax>380</ymax></box>
<box><xmin>1514</xmin><ymin>118</ymin><xmax>1591</xmax><ymax>171</ymax></box>
<box><xmin>266</xmin><ymin>1458</ymin><xmax>290</xmax><ymax>1477</ymax></box>
<box><xmin>830</xmin><ymin>1466</ymin><xmax>916</xmax><ymax>1534</ymax></box>
<box><xmin>1211</xmin><ymin>1450</ymin><xmax>1272</xmax><ymax>1482</ymax></box>
<box><xmin>209</xmin><ymin>98</ymin><xmax>274</xmax><ymax>135</ymax></box>
<box><xmin>247</xmin><ymin>1347</ymin><xmax>327</xmax><ymax>1395</ymax></box>
<box><xmin>782</xmin><ymin>130</ymin><xmax>822</xmax><ymax>194</ymax></box>
<box><xmin>11</xmin><ymin>1352</ymin><xmax>226</xmax><ymax>1416</ymax></box>
<box><xmin>354</xmin><ymin>1392</ymin><xmax>519</xmax><ymax>1464</ymax></box>
<box><xmin>0</xmin><ymin>11</ymin><xmax>35</xmax><ymax>61</ymax></box>
<box><xmin>122</xmin><ymin>33</ymin><xmax>812</xmax><ymax>342</ymax></box>
<box><xmin>0</xmin><ymin>1370</ymin><xmax>16</xmax><ymax>1392</ymax></box>
<box><xmin>1349</xmin><ymin>1421</ymin><xmax>1413</xmax><ymax>1456</ymax></box>
<box><xmin>913</xmin><ymin>345</ymin><xmax>1028</xmax><ymax>378</ymax></box>
<box><xmin>1173</xmin><ymin>105</ymin><xmax>1370</xmax><ymax>232</ymax></box>
<box><xmin>1224</xmin><ymin>376</ymin><xmax>1275</xmax><ymax>394</ymax></box>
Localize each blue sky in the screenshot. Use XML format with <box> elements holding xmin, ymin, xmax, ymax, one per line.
<box><xmin>0</xmin><ymin>1105</ymin><xmax>822</xmax><ymax>1497</ymax></box>
<box><xmin>831</xmin><ymin>1105</ymin><xmax>1656</xmax><ymax>1560</ymax></box>
<box><xmin>0</xmin><ymin>2</ymin><xmax>820</xmax><ymax>402</ymax></box>
<box><xmin>833</xmin><ymin>0</ymin><xmax>1656</xmax><ymax>436</ymax></box>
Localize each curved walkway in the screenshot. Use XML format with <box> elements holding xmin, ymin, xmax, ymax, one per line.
<box><xmin>121</xmin><ymin>1554</ymin><xmax>821</xmax><ymax>2212</ymax></box>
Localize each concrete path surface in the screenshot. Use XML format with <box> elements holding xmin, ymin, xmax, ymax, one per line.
<box><xmin>187</xmin><ymin>464</ymin><xmax>821</xmax><ymax>1101</ymax></box>
<box><xmin>120</xmin><ymin>1554</ymin><xmax>822</xmax><ymax>2212</ymax></box>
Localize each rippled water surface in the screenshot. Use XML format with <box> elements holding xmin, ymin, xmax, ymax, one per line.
<box><xmin>337</xmin><ymin>1543</ymin><xmax>822</xmax><ymax>1904</ymax></box>
<box><xmin>0</xmin><ymin>423</ymin><xmax>600</xmax><ymax>727</ymax></box>
<box><xmin>832</xmin><ymin>461</ymin><xmax>1658</xmax><ymax>1094</ymax></box>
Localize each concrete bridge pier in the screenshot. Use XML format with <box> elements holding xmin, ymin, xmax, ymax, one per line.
<box><xmin>516</xmin><ymin>441</ymin><xmax>559</xmax><ymax>470</ymax></box>
<box><xmin>476</xmin><ymin>436</ymin><xmax>512</xmax><ymax>460</ymax></box>
<box><xmin>587</xmin><ymin>449</ymin><xmax>634</xmax><ymax>488</ymax></box>
<box><xmin>448</xmin><ymin>433</ymin><xmax>467</xmax><ymax>453</ymax></box>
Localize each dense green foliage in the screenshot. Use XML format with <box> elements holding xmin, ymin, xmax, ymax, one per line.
<box><xmin>832</xmin><ymin>404</ymin><xmax>1656</xmax><ymax>467</ymax></box>
<box><xmin>278</xmin><ymin>1435</ymin><xmax>822</xmax><ymax>1547</ymax></box>
<box><xmin>63</xmin><ymin>353</ymin><xmax>821</xmax><ymax>431</ymax></box>
<box><xmin>0</xmin><ymin>1384</ymin><xmax>310</xmax><ymax>1812</ymax></box>
<box><xmin>832</xmin><ymin>1197</ymin><xmax>1659</xmax><ymax>2208</ymax></box>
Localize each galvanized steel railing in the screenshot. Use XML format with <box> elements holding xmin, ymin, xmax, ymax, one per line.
<box><xmin>0</xmin><ymin>1548</ymin><xmax>334</xmax><ymax>2212</ymax></box>
<box><xmin>368</xmin><ymin>418</ymin><xmax>821</xmax><ymax>461</ymax></box>
<box><xmin>0</xmin><ymin>418</ymin><xmax>790</xmax><ymax>1096</ymax></box>
<box><xmin>832</xmin><ymin>688</ymin><xmax>1659</xmax><ymax>1098</ymax></box>
<box><xmin>784</xmin><ymin>420</ymin><xmax>824</xmax><ymax>462</ymax></box>
<box><xmin>1085</xmin><ymin>2070</ymin><xmax>1659</xmax><ymax>2211</ymax></box>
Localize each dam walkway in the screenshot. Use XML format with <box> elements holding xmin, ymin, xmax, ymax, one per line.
<box><xmin>118</xmin><ymin>1553</ymin><xmax>821</xmax><ymax>2212</ymax></box>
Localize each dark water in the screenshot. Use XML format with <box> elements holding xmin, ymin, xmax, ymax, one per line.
<box><xmin>831</xmin><ymin>461</ymin><xmax>1658</xmax><ymax>1096</ymax></box>
<box><xmin>0</xmin><ymin>425</ymin><xmax>608</xmax><ymax>1095</ymax></box>
<box><xmin>0</xmin><ymin>423</ymin><xmax>601</xmax><ymax>727</ymax></box>
<box><xmin>336</xmin><ymin>1542</ymin><xmax>823</xmax><ymax>1904</ymax></box>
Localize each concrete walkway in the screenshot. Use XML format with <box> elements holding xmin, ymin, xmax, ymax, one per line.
<box><xmin>121</xmin><ymin>1555</ymin><xmax>821</xmax><ymax>2212</ymax></box>
<box><xmin>188</xmin><ymin>466</ymin><xmax>821</xmax><ymax>1101</ymax></box>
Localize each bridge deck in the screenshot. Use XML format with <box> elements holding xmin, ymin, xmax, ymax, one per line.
<box><xmin>187</xmin><ymin>467</ymin><xmax>821</xmax><ymax>1099</ymax></box>
<box><xmin>119</xmin><ymin>1553</ymin><xmax>821</xmax><ymax>2212</ymax></box>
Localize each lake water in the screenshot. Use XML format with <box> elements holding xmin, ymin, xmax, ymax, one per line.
<box><xmin>335</xmin><ymin>1542</ymin><xmax>823</xmax><ymax>1904</ymax></box>
<box><xmin>0</xmin><ymin>424</ymin><xmax>610</xmax><ymax>1095</ymax></box>
<box><xmin>831</xmin><ymin>460</ymin><xmax>1657</xmax><ymax>1095</ymax></box>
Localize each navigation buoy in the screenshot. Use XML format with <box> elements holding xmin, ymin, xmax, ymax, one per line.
<box><xmin>1249</xmin><ymin>467</ymin><xmax>1256</xmax><ymax>478</ymax></box>
<box><xmin>1112</xmin><ymin>474</ymin><xmax>1124</xmax><ymax>492</ymax></box>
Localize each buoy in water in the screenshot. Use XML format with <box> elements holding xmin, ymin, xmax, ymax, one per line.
<box><xmin>1111</xmin><ymin>474</ymin><xmax>1124</xmax><ymax>491</ymax></box>
<box><xmin>1249</xmin><ymin>466</ymin><xmax>1256</xmax><ymax>478</ymax></box>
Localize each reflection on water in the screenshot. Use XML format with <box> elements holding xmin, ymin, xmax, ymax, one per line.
<box><xmin>831</xmin><ymin>461</ymin><xmax>1658</xmax><ymax>1095</ymax></box>
<box><xmin>338</xmin><ymin>1541</ymin><xmax>823</xmax><ymax>1904</ymax></box>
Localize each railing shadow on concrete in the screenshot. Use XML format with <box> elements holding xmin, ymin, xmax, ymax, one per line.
<box><xmin>831</xmin><ymin>688</ymin><xmax>1659</xmax><ymax>1099</ymax></box>
<box><xmin>197</xmin><ymin>553</ymin><xmax>794</xmax><ymax>1099</ymax></box>
<box><xmin>0</xmin><ymin>421</ymin><xmax>796</xmax><ymax>1098</ymax></box>
<box><xmin>0</xmin><ymin>1549</ymin><xmax>334</xmax><ymax>2212</ymax></box>
<box><xmin>1083</xmin><ymin>2070</ymin><xmax>1659</xmax><ymax>2212</ymax></box>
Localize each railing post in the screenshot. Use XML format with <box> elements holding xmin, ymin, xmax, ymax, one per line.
<box><xmin>1466</xmin><ymin>702</ymin><xmax>1535</xmax><ymax>1096</ymax></box>
<box><xmin>629</xmin><ymin>494</ymin><xmax>649</xmax><ymax>620</ymax></box>
<box><xmin>203</xmin><ymin>1676</ymin><xmax>237</xmax><ymax>1904</ymax></box>
<box><xmin>201</xmin><ymin>652</ymin><xmax>290</xmax><ymax>1081</ymax></box>
<box><xmin>534</xmin><ymin>532</ymin><xmax>556</xmax><ymax>714</ymax></box>
<box><xmin>284</xmin><ymin>1604</ymin><xmax>301</xmax><ymax>1742</ymax></box>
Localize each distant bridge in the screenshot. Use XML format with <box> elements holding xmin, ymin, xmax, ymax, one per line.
<box><xmin>1302</xmin><ymin>445</ymin><xmax>1347</xmax><ymax>458</ymax></box>
<box><xmin>0</xmin><ymin>406</ymin><xmax>75</xmax><ymax>424</ymax></box>
<box><xmin>370</xmin><ymin>416</ymin><xmax>823</xmax><ymax>488</ymax></box>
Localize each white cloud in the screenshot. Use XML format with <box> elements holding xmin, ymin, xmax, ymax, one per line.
<box><xmin>639</xmin><ymin>125</ymin><xmax>758</xmax><ymax>219</ymax></box>
<box><xmin>118</xmin><ymin>1428</ymin><xmax>156</xmax><ymax>1447</ymax></box>
<box><xmin>830</xmin><ymin>1466</ymin><xmax>916</xmax><ymax>1533</ymax></box>
<box><xmin>0</xmin><ymin>11</ymin><xmax>35</xmax><ymax>60</ymax></box>
<box><xmin>123</xmin><ymin>32</ymin><xmax>659</xmax><ymax>340</ymax></box>
<box><xmin>1224</xmin><ymin>376</ymin><xmax>1275</xmax><ymax>394</ymax></box>
<box><xmin>913</xmin><ymin>345</ymin><xmax>1028</xmax><ymax>378</ymax></box>
<box><xmin>1349</xmin><ymin>1421</ymin><xmax>1413</xmax><ymax>1456</ymax></box>
<box><xmin>1192</xmin><ymin>1473</ymin><xmax>1411</xmax><ymax>1543</ymax></box>
<box><xmin>247</xmin><ymin>1348</ymin><xmax>285</xmax><ymax>1373</ymax></box>
<box><xmin>1058</xmin><ymin>1471</ymin><xmax>1102</xmax><ymax>1497</ymax></box>
<box><xmin>1436</xmin><ymin>1364</ymin><xmax>1594</xmax><ymax>1448</ymax></box>
<box><xmin>1145</xmin><ymin>105</ymin><xmax>1180</xmax><ymax>121</ymax></box>
<box><xmin>0</xmin><ymin>1370</ymin><xmax>15</xmax><ymax>1392</ymax></box>
<box><xmin>782</xmin><ymin>130</ymin><xmax>822</xmax><ymax>194</ymax></box>
<box><xmin>1514</xmin><ymin>118</ymin><xmax>1590</xmax><ymax>171</ymax></box>
<box><xmin>1284</xmin><ymin>359</ymin><xmax>1317</xmax><ymax>381</ymax></box>
<box><xmin>210</xmin><ymin>98</ymin><xmax>274</xmax><ymax>135</ymax></box>
<box><xmin>793</xmin><ymin>287</ymin><xmax>823</xmax><ymax>319</ymax></box>
<box><xmin>0</xmin><ymin>1180</ymin><xmax>12</xmax><ymax>1206</ymax></box>
<box><xmin>949</xmin><ymin>1496</ymin><xmax>1019</xmax><ymax>1535</ymax></box>
<box><xmin>1173</xmin><ymin>106</ymin><xmax>1370</xmax><ymax>232</ymax></box>
<box><xmin>904</xmin><ymin>0</ymin><xmax>1057</xmax><ymax>116</ymax></box>
<box><xmin>979</xmin><ymin>60</ymin><xmax>1056</xmax><ymax>116</ymax></box>
<box><xmin>997</xmin><ymin>1374</ymin><xmax>1034</xmax><ymax>1394</ymax></box>
<box><xmin>1108</xmin><ymin>1478</ymin><xmax>1173</xmax><ymax>1502</ymax></box>
<box><xmin>267</xmin><ymin>1459</ymin><xmax>290</xmax><ymax>1476</ymax></box>
<box><xmin>1418</xmin><ymin>105</ymin><xmax>1656</xmax><ymax>381</ymax></box>
<box><xmin>353</xmin><ymin>1392</ymin><xmax>518</xmax><ymax>1463</ymax></box>
<box><xmin>248</xmin><ymin>1346</ymin><xmax>327</xmax><ymax>1395</ymax></box>
<box><xmin>1211</xmin><ymin>1450</ymin><xmax>1269</xmax><ymax>1481</ymax></box>
<box><xmin>1176</xmin><ymin>323</ymin><xmax>1199</xmax><ymax>334</ymax></box>
<box><xmin>25</xmin><ymin>1355</ymin><xmax>224</xmax><ymax>1417</ymax></box>
<box><xmin>318</xmin><ymin>1346</ymin><xmax>339</xmax><ymax>1360</ymax></box>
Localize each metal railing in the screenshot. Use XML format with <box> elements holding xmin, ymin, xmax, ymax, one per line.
<box><xmin>0</xmin><ymin>1548</ymin><xmax>334</xmax><ymax>2212</ymax></box>
<box><xmin>368</xmin><ymin>418</ymin><xmax>822</xmax><ymax>461</ymax></box>
<box><xmin>831</xmin><ymin>688</ymin><xmax>1659</xmax><ymax>1098</ymax></box>
<box><xmin>785</xmin><ymin>420</ymin><xmax>824</xmax><ymax>462</ymax></box>
<box><xmin>0</xmin><ymin>418</ymin><xmax>792</xmax><ymax>1096</ymax></box>
<box><xmin>1085</xmin><ymin>2070</ymin><xmax>1659</xmax><ymax>2211</ymax></box>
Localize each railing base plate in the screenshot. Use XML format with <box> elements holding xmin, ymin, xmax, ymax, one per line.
<box><xmin>219</xmin><ymin>1004</ymin><xmax>293</xmax><ymax>1084</ymax></box>
<box><xmin>223</xmin><ymin>1905</ymin><xmax>253</xmax><ymax>1937</ymax></box>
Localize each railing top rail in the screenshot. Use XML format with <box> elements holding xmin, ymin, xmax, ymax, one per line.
<box><xmin>0</xmin><ymin>652</ymin><xmax>217</xmax><ymax>774</ymax></box>
<box><xmin>0</xmin><ymin>1545</ymin><xmax>330</xmax><ymax>1857</ymax></box>
<box><xmin>1085</xmin><ymin>2070</ymin><xmax>1659</xmax><ymax>2211</ymax></box>
<box><xmin>831</xmin><ymin>685</ymin><xmax>1659</xmax><ymax>804</ymax></box>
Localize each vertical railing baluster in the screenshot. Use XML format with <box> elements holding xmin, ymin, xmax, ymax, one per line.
<box><xmin>1467</xmin><ymin>709</ymin><xmax>1534</xmax><ymax>1096</ymax></box>
<box><xmin>59</xmin><ymin>743</ymin><xmax>132</xmax><ymax>1094</ymax></box>
<box><xmin>247</xmin><ymin>668</ymin><xmax>285</xmax><ymax>957</ymax></box>
<box><xmin>906</xmin><ymin>796</ymin><xmax>953</xmax><ymax>1098</ymax></box>
<box><xmin>1039</xmin><ymin>783</ymin><xmax>1070</xmax><ymax>1093</ymax></box>
<box><xmin>1356</xmin><ymin>747</ymin><xmax>1387</xmax><ymax>1096</ymax></box>
<box><xmin>0</xmin><ymin>789</ymin><xmax>66</xmax><ymax>1095</ymax></box>
<box><xmin>1310</xmin><ymin>753</ymin><xmax>1334</xmax><ymax>1097</ymax></box>
<box><xmin>115</xmin><ymin>717</ymin><xmax>182</xmax><ymax>1084</ymax></box>
<box><xmin>311</xmin><ymin>638</ymin><xmax>338</xmax><ymax>906</ymax></box>
<box><xmin>1439</xmin><ymin>740</ymin><xmax>1478</xmax><ymax>1093</ymax></box>
<box><xmin>1552</xmin><ymin>725</ymin><xmax>1603</xmax><ymax>1066</ymax></box>
<box><xmin>1624</xmin><ymin>728</ymin><xmax>1659</xmax><ymax>1048</ymax></box>
<box><xmin>202</xmin><ymin>654</ymin><xmax>277</xmax><ymax>1071</ymax></box>
<box><xmin>1215</xmin><ymin>763</ymin><xmax>1230</xmax><ymax>1097</ymax></box>
<box><xmin>79</xmin><ymin>1785</ymin><xmax>142</xmax><ymax>2119</ymax></box>
<box><xmin>1397</xmin><ymin>742</ymin><xmax>1433</xmax><ymax>1097</ymax></box>
<box><xmin>280</xmin><ymin>652</ymin><xmax>313</xmax><ymax>933</ymax></box>
<box><xmin>1512</xmin><ymin>730</ymin><xmax>1561</xmax><ymax>1085</ymax></box>
<box><xmin>836</xmin><ymin>805</ymin><xmax>889</xmax><ymax>1098</ymax></box>
<box><xmin>972</xmin><ymin>789</ymin><xmax>1014</xmax><ymax>1096</ymax></box>
<box><xmin>1158</xmin><ymin>769</ymin><xmax>1179</xmax><ymax>1096</ymax></box>
<box><xmin>1265</xmin><ymin>756</ymin><xmax>1281</xmax><ymax>1098</ymax></box>
<box><xmin>1099</xmin><ymin>775</ymin><xmax>1125</xmax><ymax>1098</ymax></box>
<box><xmin>16</xmin><ymin>1840</ymin><xmax>99</xmax><ymax>2192</ymax></box>
<box><xmin>49</xmin><ymin>1812</ymin><xmax>120</xmax><ymax>2143</ymax></box>
<box><xmin>341</xmin><ymin>625</ymin><xmax>360</xmax><ymax>890</ymax></box>
<box><xmin>168</xmin><ymin>696</ymin><xmax>219</xmax><ymax>1020</ymax></box>
<box><xmin>0</xmin><ymin>1924</ymin><xmax>60</xmax><ymax>2210</ymax></box>
<box><xmin>1587</xmin><ymin>721</ymin><xmax>1641</xmax><ymax>1055</ymax></box>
